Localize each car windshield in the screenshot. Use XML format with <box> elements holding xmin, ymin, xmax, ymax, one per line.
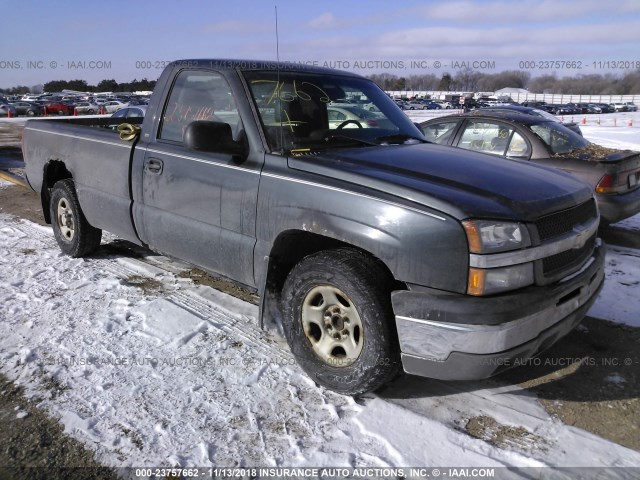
<box><xmin>530</xmin><ymin>121</ymin><xmax>590</xmax><ymax>154</ymax></box>
<box><xmin>243</xmin><ymin>70</ymin><xmax>425</xmax><ymax>152</ymax></box>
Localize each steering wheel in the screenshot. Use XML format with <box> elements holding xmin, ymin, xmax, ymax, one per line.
<box><xmin>336</xmin><ymin>120</ymin><xmax>363</xmax><ymax>129</ymax></box>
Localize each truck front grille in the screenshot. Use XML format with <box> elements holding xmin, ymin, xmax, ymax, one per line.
<box><xmin>533</xmin><ymin>199</ymin><xmax>598</xmax><ymax>283</ymax></box>
<box><xmin>535</xmin><ymin>199</ymin><xmax>597</xmax><ymax>242</ymax></box>
<box><xmin>542</xmin><ymin>234</ymin><xmax>596</xmax><ymax>276</ymax></box>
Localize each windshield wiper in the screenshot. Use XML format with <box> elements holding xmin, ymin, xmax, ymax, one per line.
<box><xmin>375</xmin><ymin>134</ymin><xmax>427</xmax><ymax>145</ymax></box>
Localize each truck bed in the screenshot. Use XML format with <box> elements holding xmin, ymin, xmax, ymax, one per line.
<box><xmin>23</xmin><ymin>117</ymin><xmax>142</xmax><ymax>243</ymax></box>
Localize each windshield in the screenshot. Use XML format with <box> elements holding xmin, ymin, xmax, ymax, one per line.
<box><xmin>243</xmin><ymin>70</ymin><xmax>425</xmax><ymax>152</ymax></box>
<box><xmin>530</xmin><ymin>121</ymin><xmax>590</xmax><ymax>155</ymax></box>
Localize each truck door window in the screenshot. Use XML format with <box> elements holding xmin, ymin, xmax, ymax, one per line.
<box><xmin>159</xmin><ymin>70</ymin><xmax>239</xmax><ymax>143</ymax></box>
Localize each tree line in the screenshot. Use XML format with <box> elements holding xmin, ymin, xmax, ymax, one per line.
<box><xmin>2</xmin><ymin>70</ymin><xmax>640</xmax><ymax>95</ymax></box>
<box><xmin>0</xmin><ymin>78</ymin><xmax>156</xmax><ymax>95</ymax></box>
<box><xmin>369</xmin><ymin>69</ymin><xmax>640</xmax><ymax>94</ymax></box>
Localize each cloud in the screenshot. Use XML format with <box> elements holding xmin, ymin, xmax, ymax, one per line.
<box><xmin>270</xmin><ymin>19</ymin><xmax>640</xmax><ymax>74</ymax></box>
<box><xmin>308</xmin><ymin>12</ymin><xmax>344</xmax><ymax>30</ymax></box>
<box><xmin>414</xmin><ymin>0</ymin><xmax>637</xmax><ymax>24</ymax></box>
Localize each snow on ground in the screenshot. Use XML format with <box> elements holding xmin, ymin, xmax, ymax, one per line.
<box><xmin>1</xmin><ymin>197</ymin><xmax>640</xmax><ymax>472</ymax></box>
<box><xmin>0</xmin><ymin>118</ymin><xmax>639</xmax><ymax>472</ymax></box>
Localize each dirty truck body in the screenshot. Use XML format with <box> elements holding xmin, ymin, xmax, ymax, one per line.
<box><xmin>23</xmin><ymin>60</ymin><xmax>605</xmax><ymax>394</ymax></box>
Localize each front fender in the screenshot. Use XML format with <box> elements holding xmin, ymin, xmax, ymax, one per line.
<box><xmin>255</xmin><ymin>166</ymin><xmax>469</xmax><ymax>294</ymax></box>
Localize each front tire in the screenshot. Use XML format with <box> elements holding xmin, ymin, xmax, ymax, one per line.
<box><xmin>50</xmin><ymin>179</ymin><xmax>102</xmax><ymax>257</ymax></box>
<box><xmin>281</xmin><ymin>248</ymin><xmax>400</xmax><ymax>395</ymax></box>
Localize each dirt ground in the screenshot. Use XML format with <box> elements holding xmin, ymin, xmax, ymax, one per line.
<box><xmin>0</xmin><ymin>376</ymin><xmax>117</xmax><ymax>480</ymax></box>
<box><xmin>0</xmin><ymin>121</ymin><xmax>639</xmax><ymax>466</ymax></box>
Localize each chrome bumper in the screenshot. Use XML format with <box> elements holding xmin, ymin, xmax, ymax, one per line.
<box><xmin>391</xmin><ymin>241</ymin><xmax>606</xmax><ymax>380</ymax></box>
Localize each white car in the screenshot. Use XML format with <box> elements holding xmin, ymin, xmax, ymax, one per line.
<box><xmin>102</xmin><ymin>100</ymin><xmax>128</xmax><ymax>113</ymax></box>
<box><xmin>435</xmin><ymin>101</ymin><xmax>453</xmax><ymax>109</ymax></box>
<box><xmin>402</xmin><ymin>101</ymin><xmax>427</xmax><ymax>110</ymax></box>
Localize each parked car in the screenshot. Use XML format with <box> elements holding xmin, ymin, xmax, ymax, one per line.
<box><xmin>420</xmin><ymin>111</ymin><xmax>640</xmax><ymax>224</ymax></box>
<box><xmin>435</xmin><ymin>100</ymin><xmax>453</xmax><ymax>109</ymax></box>
<box><xmin>402</xmin><ymin>101</ymin><xmax>427</xmax><ymax>110</ymax></box>
<box><xmin>422</xmin><ymin>101</ymin><xmax>442</xmax><ymax>110</ymax></box>
<box><xmin>551</xmin><ymin>104</ymin><xmax>581</xmax><ymax>115</ymax></box>
<box><xmin>359</xmin><ymin>101</ymin><xmax>381</xmax><ymax>113</ymax></box>
<box><xmin>586</xmin><ymin>104</ymin><xmax>603</xmax><ymax>114</ymax></box>
<box><xmin>43</xmin><ymin>101</ymin><xmax>72</xmax><ymax>115</ymax></box>
<box><xmin>610</xmin><ymin>103</ymin><xmax>627</xmax><ymax>112</ymax></box>
<box><xmin>327</xmin><ymin>105</ymin><xmax>393</xmax><ymax>129</ymax></box>
<box><xmin>477</xmin><ymin>105</ymin><xmax>583</xmax><ymax>136</ymax></box>
<box><xmin>110</xmin><ymin>105</ymin><xmax>147</xmax><ymax>119</ymax></box>
<box><xmin>102</xmin><ymin>100</ymin><xmax>128</xmax><ymax>113</ymax></box>
<box><xmin>73</xmin><ymin>102</ymin><xmax>101</xmax><ymax>115</ymax></box>
<box><xmin>595</xmin><ymin>103</ymin><xmax>615</xmax><ymax>114</ymax></box>
<box><xmin>0</xmin><ymin>101</ymin><xmax>17</xmax><ymax>117</ymax></box>
<box><xmin>624</xmin><ymin>102</ymin><xmax>638</xmax><ymax>112</ymax></box>
<box><xmin>521</xmin><ymin>101</ymin><xmax>547</xmax><ymax>109</ymax></box>
<box><xmin>8</xmin><ymin>101</ymin><xmax>44</xmax><ymax>116</ymax></box>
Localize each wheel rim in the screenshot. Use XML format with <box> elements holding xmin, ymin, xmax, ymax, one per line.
<box><xmin>56</xmin><ymin>197</ymin><xmax>75</xmax><ymax>241</ymax></box>
<box><xmin>301</xmin><ymin>285</ymin><xmax>364</xmax><ymax>367</ymax></box>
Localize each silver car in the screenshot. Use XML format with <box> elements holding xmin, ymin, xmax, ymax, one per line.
<box><xmin>73</xmin><ymin>102</ymin><xmax>101</xmax><ymax>115</ymax></box>
<box><xmin>0</xmin><ymin>101</ymin><xmax>17</xmax><ymax>117</ymax></box>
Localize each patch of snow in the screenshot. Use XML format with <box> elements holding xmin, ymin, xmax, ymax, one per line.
<box><xmin>1</xmin><ymin>212</ymin><xmax>639</xmax><ymax>469</ymax></box>
<box><xmin>604</xmin><ymin>374</ymin><xmax>626</xmax><ymax>385</ymax></box>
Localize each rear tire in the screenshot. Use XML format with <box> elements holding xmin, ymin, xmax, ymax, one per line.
<box><xmin>281</xmin><ymin>248</ymin><xmax>400</xmax><ymax>395</ymax></box>
<box><xmin>50</xmin><ymin>179</ymin><xmax>102</xmax><ymax>257</ymax></box>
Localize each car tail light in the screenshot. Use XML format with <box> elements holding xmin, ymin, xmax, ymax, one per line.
<box><xmin>366</xmin><ymin>120</ymin><xmax>378</xmax><ymax>127</ymax></box>
<box><xmin>595</xmin><ymin>174</ymin><xmax>616</xmax><ymax>194</ymax></box>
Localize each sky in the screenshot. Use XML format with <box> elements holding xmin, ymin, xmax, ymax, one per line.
<box><xmin>1</xmin><ymin>0</ymin><xmax>640</xmax><ymax>88</ymax></box>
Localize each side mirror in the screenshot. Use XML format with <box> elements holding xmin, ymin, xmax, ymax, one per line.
<box><xmin>184</xmin><ymin>120</ymin><xmax>245</xmax><ymax>156</ymax></box>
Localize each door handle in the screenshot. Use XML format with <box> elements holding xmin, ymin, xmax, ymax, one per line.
<box><xmin>146</xmin><ymin>158</ymin><xmax>163</xmax><ymax>174</ymax></box>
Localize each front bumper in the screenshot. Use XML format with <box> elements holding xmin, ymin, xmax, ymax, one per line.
<box><xmin>391</xmin><ymin>240</ymin><xmax>605</xmax><ymax>380</ymax></box>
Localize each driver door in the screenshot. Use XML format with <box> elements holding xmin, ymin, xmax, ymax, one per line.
<box><xmin>137</xmin><ymin>69</ymin><xmax>261</xmax><ymax>287</ymax></box>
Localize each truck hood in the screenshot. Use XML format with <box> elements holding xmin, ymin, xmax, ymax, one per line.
<box><xmin>288</xmin><ymin>143</ymin><xmax>594</xmax><ymax>221</ymax></box>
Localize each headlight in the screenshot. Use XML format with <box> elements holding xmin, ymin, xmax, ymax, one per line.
<box><xmin>468</xmin><ymin>264</ymin><xmax>534</xmax><ymax>296</ymax></box>
<box><xmin>462</xmin><ymin>220</ymin><xmax>531</xmax><ymax>254</ymax></box>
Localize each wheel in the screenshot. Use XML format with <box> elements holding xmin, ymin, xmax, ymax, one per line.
<box><xmin>87</xmin><ymin>109</ymin><xmax>95</xmax><ymax>114</ymax></box>
<box><xmin>50</xmin><ymin>179</ymin><xmax>102</xmax><ymax>257</ymax></box>
<box><xmin>27</xmin><ymin>110</ymin><xmax>35</xmax><ymax>116</ymax></box>
<box><xmin>281</xmin><ymin>248</ymin><xmax>400</xmax><ymax>395</ymax></box>
<box><xmin>336</xmin><ymin>120</ymin><xmax>363</xmax><ymax>129</ymax></box>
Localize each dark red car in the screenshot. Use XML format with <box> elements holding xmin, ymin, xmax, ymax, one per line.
<box><xmin>44</xmin><ymin>101</ymin><xmax>72</xmax><ymax>115</ymax></box>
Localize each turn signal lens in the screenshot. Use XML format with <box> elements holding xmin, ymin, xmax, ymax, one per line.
<box><xmin>463</xmin><ymin>222</ymin><xmax>483</xmax><ymax>253</ymax></box>
<box><xmin>595</xmin><ymin>174</ymin><xmax>616</xmax><ymax>194</ymax></box>
<box><xmin>467</xmin><ymin>264</ymin><xmax>534</xmax><ymax>296</ymax></box>
<box><xmin>468</xmin><ymin>268</ymin><xmax>486</xmax><ymax>296</ymax></box>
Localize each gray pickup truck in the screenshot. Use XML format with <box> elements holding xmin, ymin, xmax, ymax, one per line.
<box><xmin>23</xmin><ymin>59</ymin><xmax>605</xmax><ymax>395</ymax></box>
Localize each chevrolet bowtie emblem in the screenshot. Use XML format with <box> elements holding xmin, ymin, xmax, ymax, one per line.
<box><xmin>572</xmin><ymin>225</ymin><xmax>589</xmax><ymax>249</ymax></box>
